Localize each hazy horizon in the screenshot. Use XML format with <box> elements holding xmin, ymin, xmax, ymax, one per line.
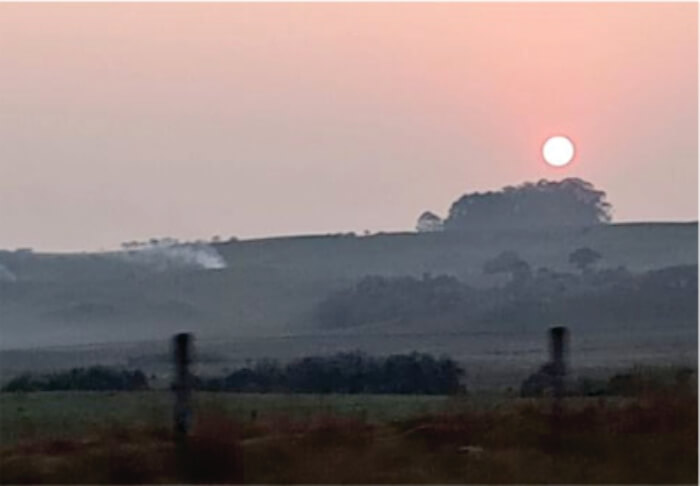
<box><xmin>1</xmin><ymin>3</ymin><xmax>697</xmax><ymax>252</ymax></box>
<box><xmin>4</xmin><ymin>217</ymin><xmax>700</xmax><ymax>255</ymax></box>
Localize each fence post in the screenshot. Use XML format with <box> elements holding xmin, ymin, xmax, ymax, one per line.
<box><xmin>549</xmin><ymin>326</ymin><xmax>568</xmax><ymax>400</ymax></box>
<box><xmin>173</xmin><ymin>332</ymin><xmax>194</xmax><ymax>439</ymax></box>
<box><xmin>549</xmin><ymin>326</ymin><xmax>569</xmax><ymax>448</ymax></box>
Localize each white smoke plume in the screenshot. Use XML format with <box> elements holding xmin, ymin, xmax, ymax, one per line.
<box><xmin>116</xmin><ymin>240</ymin><xmax>227</xmax><ymax>271</ymax></box>
<box><xmin>0</xmin><ymin>264</ymin><xmax>17</xmax><ymax>282</ymax></box>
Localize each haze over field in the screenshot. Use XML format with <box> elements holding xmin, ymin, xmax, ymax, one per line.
<box><xmin>0</xmin><ymin>174</ymin><xmax>696</xmax><ymax>388</ymax></box>
<box><xmin>0</xmin><ymin>218</ymin><xmax>696</xmax><ymax>390</ymax></box>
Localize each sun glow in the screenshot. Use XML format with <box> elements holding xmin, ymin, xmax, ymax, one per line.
<box><xmin>542</xmin><ymin>136</ymin><xmax>575</xmax><ymax>167</ymax></box>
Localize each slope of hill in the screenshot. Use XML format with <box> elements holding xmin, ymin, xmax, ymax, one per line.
<box><xmin>0</xmin><ymin>222</ymin><xmax>696</xmax><ymax>350</ymax></box>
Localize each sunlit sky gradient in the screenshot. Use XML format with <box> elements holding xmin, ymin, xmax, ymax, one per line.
<box><xmin>0</xmin><ymin>3</ymin><xmax>697</xmax><ymax>251</ymax></box>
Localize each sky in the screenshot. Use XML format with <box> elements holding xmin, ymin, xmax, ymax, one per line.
<box><xmin>0</xmin><ymin>3</ymin><xmax>697</xmax><ymax>252</ymax></box>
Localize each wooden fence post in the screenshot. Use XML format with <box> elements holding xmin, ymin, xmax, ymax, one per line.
<box><xmin>549</xmin><ymin>326</ymin><xmax>569</xmax><ymax>447</ymax></box>
<box><xmin>173</xmin><ymin>332</ymin><xmax>193</xmax><ymax>439</ymax></box>
<box><xmin>549</xmin><ymin>326</ymin><xmax>568</xmax><ymax>400</ymax></box>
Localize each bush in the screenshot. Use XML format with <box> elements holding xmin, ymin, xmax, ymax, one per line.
<box><xmin>522</xmin><ymin>366</ymin><xmax>698</xmax><ymax>398</ymax></box>
<box><xmin>197</xmin><ymin>351</ymin><xmax>466</xmax><ymax>395</ymax></box>
<box><xmin>2</xmin><ymin>367</ymin><xmax>149</xmax><ymax>392</ymax></box>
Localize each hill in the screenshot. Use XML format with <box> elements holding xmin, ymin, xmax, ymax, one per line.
<box><xmin>0</xmin><ymin>222</ymin><xmax>696</xmax><ymax>350</ymax></box>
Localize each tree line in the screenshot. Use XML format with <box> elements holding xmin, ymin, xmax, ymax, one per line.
<box><xmin>196</xmin><ymin>351</ymin><xmax>465</xmax><ymax>395</ymax></box>
<box><xmin>316</xmin><ymin>251</ymin><xmax>697</xmax><ymax>330</ymax></box>
<box><xmin>2</xmin><ymin>366</ymin><xmax>149</xmax><ymax>392</ymax></box>
<box><xmin>2</xmin><ymin>352</ymin><xmax>466</xmax><ymax>395</ymax></box>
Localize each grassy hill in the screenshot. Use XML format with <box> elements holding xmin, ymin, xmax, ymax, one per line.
<box><xmin>0</xmin><ymin>222</ymin><xmax>696</xmax><ymax>350</ymax></box>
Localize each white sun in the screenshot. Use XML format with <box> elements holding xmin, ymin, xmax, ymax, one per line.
<box><xmin>542</xmin><ymin>136</ymin><xmax>575</xmax><ymax>167</ymax></box>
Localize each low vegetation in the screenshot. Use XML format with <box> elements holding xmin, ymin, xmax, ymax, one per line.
<box><xmin>0</xmin><ymin>353</ymin><xmax>465</xmax><ymax>395</ymax></box>
<box><xmin>521</xmin><ymin>364</ymin><xmax>696</xmax><ymax>398</ymax></box>
<box><xmin>0</xmin><ymin>388</ymin><xmax>695</xmax><ymax>483</ymax></box>
<box><xmin>2</xmin><ymin>367</ymin><xmax>149</xmax><ymax>392</ymax></box>
<box><xmin>196</xmin><ymin>352</ymin><xmax>465</xmax><ymax>395</ymax></box>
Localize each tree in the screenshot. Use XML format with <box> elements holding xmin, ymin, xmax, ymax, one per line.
<box><xmin>568</xmin><ymin>247</ymin><xmax>602</xmax><ymax>273</ymax></box>
<box><xmin>316</xmin><ymin>274</ymin><xmax>465</xmax><ymax>329</ymax></box>
<box><xmin>444</xmin><ymin>178</ymin><xmax>612</xmax><ymax>231</ymax></box>
<box><xmin>416</xmin><ymin>211</ymin><xmax>444</xmax><ymax>233</ymax></box>
<box><xmin>483</xmin><ymin>251</ymin><xmax>532</xmax><ymax>284</ymax></box>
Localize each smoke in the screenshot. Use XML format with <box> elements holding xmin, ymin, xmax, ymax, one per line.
<box><xmin>116</xmin><ymin>241</ymin><xmax>227</xmax><ymax>271</ymax></box>
<box><xmin>0</xmin><ymin>264</ymin><xmax>17</xmax><ymax>282</ymax></box>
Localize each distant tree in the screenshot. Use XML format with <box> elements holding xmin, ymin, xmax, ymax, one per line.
<box><xmin>444</xmin><ymin>178</ymin><xmax>612</xmax><ymax>231</ymax></box>
<box><xmin>2</xmin><ymin>367</ymin><xmax>149</xmax><ymax>392</ymax></box>
<box><xmin>568</xmin><ymin>247</ymin><xmax>602</xmax><ymax>273</ymax></box>
<box><xmin>483</xmin><ymin>251</ymin><xmax>532</xmax><ymax>284</ymax></box>
<box><xmin>160</xmin><ymin>237</ymin><xmax>179</xmax><ymax>246</ymax></box>
<box><xmin>416</xmin><ymin>211</ymin><xmax>444</xmax><ymax>233</ymax></box>
<box><xmin>316</xmin><ymin>274</ymin><xmax>465</xmax><ymax>329</ymax></box>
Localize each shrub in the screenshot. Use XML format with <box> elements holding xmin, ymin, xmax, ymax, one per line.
<box><xmin>197</xmin><ymin>351</ymin><xmax>465</xmax><ymax>395</ymax></box>
<box><xmin>2</xmin><ymin>367</ymin><xmax>149</xmax><ymax>392</ymax></box>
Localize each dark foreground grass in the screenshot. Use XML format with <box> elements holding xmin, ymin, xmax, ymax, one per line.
<box><xmin>1</xmin><ymin>391</ymin><xmax>696</xmax><ymax>484</ymax></box>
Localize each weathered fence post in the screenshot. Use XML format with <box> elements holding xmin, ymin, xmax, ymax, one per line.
<box><xmin>173</xmin><ymin>332</ymin><xmax>194</xmax><ymax>439</ymax></box>
<box><xmin>549</xmin><ymin>326</ymin><xmax>569</xmax><ymax>448</ymax></box>
<box><xmin>549</xmin><ymin>326</ymin><xmax>568</xmax><ymax>400</ymax></box>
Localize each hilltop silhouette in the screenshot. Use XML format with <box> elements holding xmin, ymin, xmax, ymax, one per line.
<box><xmin>418</xmin><ymin>178</ymin><xmax>612</xmax><ymax>232</ymax></box>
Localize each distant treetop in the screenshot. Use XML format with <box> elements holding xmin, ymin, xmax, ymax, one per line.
<box><xmin>416</xmin><ymin>211</ymin><xmax>444</xmax><ymax>233</ymax></box>
<box><xmin>569</xmin><ymin>247</ymin><xmax>603</xmax><ymax>273</ymax></box>
<box><xmin>442</xmin><ymin>178</ymin><xmax>612</xmax><ymax>231</ymax></box>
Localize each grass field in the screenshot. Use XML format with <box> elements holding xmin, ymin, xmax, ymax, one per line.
<box><xmin>1</xmin><ymin>389</ymin><xmax>696</xmax><ymax>483</ymax></box>
<box><xmin>0</xmin><ymin>392</ymin><xmax>455</xmax><ymax>446</ymax></box>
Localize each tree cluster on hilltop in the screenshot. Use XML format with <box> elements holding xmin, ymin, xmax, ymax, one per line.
<box><xmin>417</xmin><ymin>178</ymin><xmax>612</xmax><ymax>232</ymax></box>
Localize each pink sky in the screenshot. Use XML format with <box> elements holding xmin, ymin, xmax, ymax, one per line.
<box><xmin>0</xmin><ymin>3</ymin><xmax>696</xmax><ymax>251</ymax></box>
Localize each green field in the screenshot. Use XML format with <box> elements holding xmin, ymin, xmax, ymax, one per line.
<box><xmin>0</xmin><ymin>391</ymin><xmax>456</xmax><ymax>446</ymax></box>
